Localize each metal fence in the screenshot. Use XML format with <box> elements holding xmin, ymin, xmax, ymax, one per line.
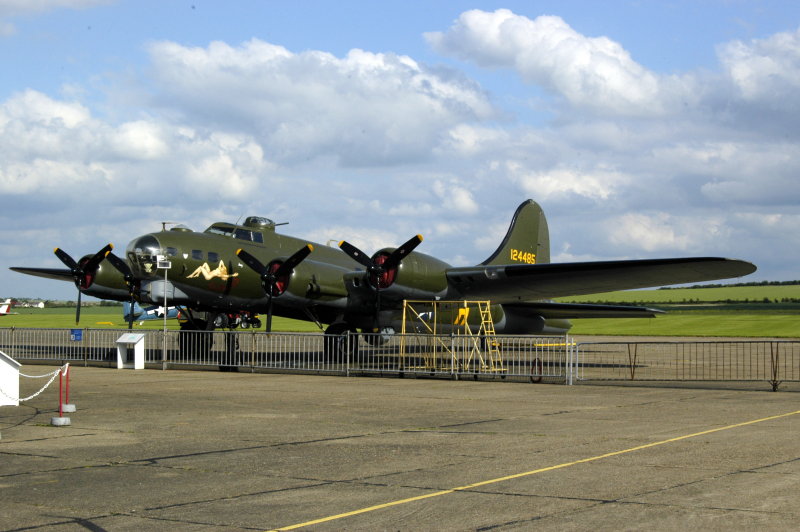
<box><xmin>0</xmin><ymin>328</ymin><xmax>571</xmax><ymax>382</ymax></box>
<box><xmin>2</xmin><ymin>328</ymin><xmax>798</xmax><ymax>390</ymax></box>
<box><xmin>575</xmin><ymin>341</ymin><xmax>800</xmax><ymax>391</ymax></box>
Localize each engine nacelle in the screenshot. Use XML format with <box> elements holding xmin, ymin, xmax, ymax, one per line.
<box><xmin>345</xmin><ymin>250</ymin><xmax>450</xmax><ymax>304</ymax></box>
<box><xmin>280</xmin><ymin>259</ymin><xmax>350</xmax><ymax>301</ymax></box>
<box><xmin>81</xmin><ymin>260</ymin><xmax>130</xmax><ymax>301</ymax></box>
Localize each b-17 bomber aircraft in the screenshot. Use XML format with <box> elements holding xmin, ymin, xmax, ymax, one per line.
<box><xmin>11</xmin><ymin>200</ymin><xmax>756</xmax><ymax>350</ymax></box>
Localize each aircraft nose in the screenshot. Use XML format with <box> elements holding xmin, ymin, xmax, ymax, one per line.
<box><xmin>126</xmin><ymin>235</ymin><xmax>162</xmax><ymax>277</ymax></box>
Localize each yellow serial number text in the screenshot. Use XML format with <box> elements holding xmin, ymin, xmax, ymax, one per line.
<box><xmin>510</xmin><ymin>249</ymin><xmax>536</xmax><ymax>264</ymax></box>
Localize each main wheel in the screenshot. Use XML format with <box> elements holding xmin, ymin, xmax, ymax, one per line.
<box><xmin>323</xmin><ymin>323</ymin><xmax>358</xmax><ymax>362</ymax></box>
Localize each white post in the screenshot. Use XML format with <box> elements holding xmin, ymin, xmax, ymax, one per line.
<box><xmin>0</xmin><ymin>350</ymin><xmax>21</xmax><ymax>407</ymax></box>
<box><xmin>157</xmin><ymin>256</ymin><xmax>172</xmax><ymax>370</ymax></box>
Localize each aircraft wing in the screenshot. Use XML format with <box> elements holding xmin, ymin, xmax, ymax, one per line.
<box><xmin>9</xmin><ymin>267</ymin><xmax>73</xmax><ymax>283</ymax></box>
<box><xmin>446</xmin><ymin>257</ymin><xmax>757</xmax><ymax>303</ymax></box>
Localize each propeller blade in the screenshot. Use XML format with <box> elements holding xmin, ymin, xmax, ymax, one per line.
<box><xmin>54</xmin><ymin>244</ymin><xmax>114</xmax><ymax>284</ymax></box>
<box><xmin>266</xmin><ymin>293</ymin><xmax>274</xmax><ymax>333</ymax></box>
<box><xmin>274</xmin><ymin>244</ymin><xmax>313</xmax><ymax>278</ymax></box>
<box><xmin>338</xmin><ymin>241</ymin><xmax>374</xmax><ymax>270</ymax></box>
<box><xmin>339</xmin><ymin>234</ymin><xmax>423</xmax><ymax>330</ymax></box>
<box><xmin>236</xmin><ymin>248</ymin><xmax>267</xmax><ymax>276</ymax></box>
<box><xmin>105</xmin><ymin>251</ymin><xmax>134</xmax><ymax>283</ymax></box>
<box><xmin>237</xmin><ymin>245</ymin><xmax>315</xmax><ymax>333</ymax></box>
<box><xmin>83</xmin><ymin>243</ymin><xmax>114</xmax><ymax>273</ymax></box>
<box><xmin>55</xmin><ymin>244</ymin><xmax>114</xmax><ymax>326</ymax></box>
<box><xmin>383</xmin><ymin>234</ymin><xmax>423</xmax><ymax>270</ymax></box>
<box><xmin>53</xmin><ymin>247</ymin><xmax>80</xmax><ymax>273</ymax></box>
<box><xmin>106</xmin><ymin>252</ymin><xmax>137</xmax><ymax>329</ymax></box>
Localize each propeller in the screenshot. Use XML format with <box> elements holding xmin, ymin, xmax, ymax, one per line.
<box><xmin>338</xmin><ymin>234</ymin><xmax>423</xmax><ymax>328</ymax></box>
<box><xmin>53</xmin><ymin>243</ymin><xmax>113</xmax><ymax>325</ymax></box>
<box><xmin>236</xmin><ymin>244</ymin><xmax>314</xmax><ymax>332</ymax></box>
<box><xmin>105</xmin><ymin>251</ymin><xmax>138</xmax><ymax>329</ymax></box>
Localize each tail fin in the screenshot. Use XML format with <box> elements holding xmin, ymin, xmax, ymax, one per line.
<box><xmin>480</xmin><ymin>200</ymin><xmax>550</xmax><ymax>266</ymax></box>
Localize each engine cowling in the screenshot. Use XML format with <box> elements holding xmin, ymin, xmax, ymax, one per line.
<box><xmin>351</xmin><ymin>249</ymin><xmax>450</xmax><ymax>302</ymax></box>
<box><xmin>276</xmin><ymin>259</ymin><xmax>351</xmax><ymax>301</ymax></box>
<box><xmin>79</xmin><ymin>259</ymin><xmax>131</xmax><ymax>301</ymax></box>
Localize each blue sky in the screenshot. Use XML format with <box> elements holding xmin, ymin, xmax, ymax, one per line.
<box><xmin>1</xmin><ymin>1</ymin><xmax>799</xmax><ymax>300</ymax></box>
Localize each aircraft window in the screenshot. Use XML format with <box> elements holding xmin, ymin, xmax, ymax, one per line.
<box><xmin>207</xmin><ymin>226</ymin><xmax>233</xmax><ymax>237</ymax></box>
<box><xmin>208</xmin><ymin>252</ymin><xmax>219</xmax><ymax>263</ymax></box>
<box><xmin>166</xmin><ymin>247</ymin><xmax>178</xmax><ymax>257</ymax></box>
<box><xmin>192</xmin><ymin>250</ymin><xmax>203</xmax><ymax>260</ymax></box>
<box><xmin>234</xmin><ymin>228</ymin><xmax>251</xmax><ymax>241</ymax></box>
<box><xmin>252</xmin><ymin>232</ymin><xmax>263</xmax><ymax>243</ymax></box>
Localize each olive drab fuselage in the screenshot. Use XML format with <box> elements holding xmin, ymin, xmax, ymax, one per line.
<box><xmin>122</xmin><ymin>217</ymin><xmax>451</xmax><ymax>329</ymax></box>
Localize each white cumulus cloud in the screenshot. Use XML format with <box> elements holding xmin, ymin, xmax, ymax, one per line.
<box><xmin>426</xmin><ymin>9</ymin><xmax>680</xmax><ymax>115</ymax></box>
<box><xmin>146</xmin><ymin>39</ymin><xmax>496</xmax><ymax>167</ymax></box>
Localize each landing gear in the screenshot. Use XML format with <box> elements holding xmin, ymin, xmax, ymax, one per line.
<box><xmin>323</xmin><ymin>323</ymin><xmax>358</xmax><ymax>361</ymax></box>
<box><xmin>219</xmin><ymin>329</ymin><xmax>240</xmax><ymax>372</ymax></box>
<box><xmin>176</xmin><ymin>310</ymin><xmax>261</xmax><ymax>371</ymax></box>
<box><xmin>178</xmin><ymin>317</ymin><xmax>214</xmax><ymax>361</ymax></box>
<box><xmin>178</xmin><ymin>311</ymin><xmax>245</xmax><ymax>371</ymax></box>
<box><xmin>210</xmin><ymin>312</ymin><xmax>241</xmax><ymax>371</ymax></box>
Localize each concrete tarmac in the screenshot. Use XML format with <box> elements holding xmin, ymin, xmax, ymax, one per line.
<box><xmin>1</xmin><ymin>365</ymin><xmax>798</xmax><ymax>531</ymax></box>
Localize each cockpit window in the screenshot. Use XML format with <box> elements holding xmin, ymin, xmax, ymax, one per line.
<box><xmin>204</xmin><ymin>222</ymin><xmax>264</xmax><ymax>244</ymax></box>
<box><xmin>206</xmin><ymin>225</ymin><xmax>233</xmax><ymax>237</ymax></box>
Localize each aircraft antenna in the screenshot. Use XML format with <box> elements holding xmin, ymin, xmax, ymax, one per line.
<box><xmin>160</xmin><ymin>221</ymin><xmax>179</xmax><ymax>231</ymax></box>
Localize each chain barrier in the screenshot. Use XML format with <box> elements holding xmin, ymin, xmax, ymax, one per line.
<box><xmin>0</xmin><ymin>363</ymin><xmax>68</xmax><ymax>403</ymax></box>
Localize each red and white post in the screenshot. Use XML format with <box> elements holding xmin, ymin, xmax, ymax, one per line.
<box><xmin>50</xmin><ymin>364</ymin><xmax>72</xmax><ymax>427</ymax></box>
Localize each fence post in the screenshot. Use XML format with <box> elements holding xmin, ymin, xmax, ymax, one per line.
<box><xmin>769</xmin><ymin>342</ymin><xmax>782</xmax><ymax>392</ymax></box>
<box><xmin>627</xmin><ymin>344</ymin><xmax>638</xmax><ymax>380</ymax></box>
<box><xmin>566</xmin><ymin>335</ymin><xmax>573</xmax><ymax>385</ymax></box>
<box><xmin>450</xmin><ymin>333</ymin><xmax>455</xmax><ymax>378</ymax></box>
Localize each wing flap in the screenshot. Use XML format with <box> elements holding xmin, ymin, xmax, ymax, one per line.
<box><xmin>447</xmin><ymin>257</ymin><xmax>756</xmax><ymax>303</ymax></box>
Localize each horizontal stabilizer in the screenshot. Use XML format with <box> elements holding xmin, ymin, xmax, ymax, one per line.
<box><xmin>504</xmin><ymin>301</ymin><xmax>664</xmax><ymax>319</ymax></box>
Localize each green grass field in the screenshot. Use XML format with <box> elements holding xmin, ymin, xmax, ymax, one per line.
<box><xmin>567</xmin><ymin>313</ymin><xmax>799</xmax><ymax>337</ymax></box>
<box><xmin>3</xmin><ymin>283</ymin><xmax>799</xmax><ymax>338</ymax></box>
<box><xmin>557</xmin><ymin>284</ymin><xmax>800</xmax><ymax>337</ymax></box>
<box><xmin>0</xmin><ymin>307</ymin><xmax>320</xmax><ymax>332</ymax></box>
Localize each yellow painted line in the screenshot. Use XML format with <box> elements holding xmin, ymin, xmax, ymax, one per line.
<box><xmin>268</xmin><ymin>409</ymin><xmax>800</xmax><ymax>531</ymax></box>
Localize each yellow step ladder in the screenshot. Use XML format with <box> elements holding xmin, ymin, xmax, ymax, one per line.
<box><xmin>476</xmin><ymin>301</ymin><xmax>504</xmax><ymax>372</ymax></box>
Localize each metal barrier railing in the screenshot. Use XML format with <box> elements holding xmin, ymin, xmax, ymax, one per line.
<box><xmin>2</xmin><ymin>328</ymin><xmax>797</xmax><ymax>390</ymax></box>
<box><xmin>575</xmin><ymin>341</ymin><xmax>800</xmax><ymax>391</ymax></box>
<box><xmin>0</xmin><ymin>328</ymin><xmax>570</xmax><ymax>382</ymax></box>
